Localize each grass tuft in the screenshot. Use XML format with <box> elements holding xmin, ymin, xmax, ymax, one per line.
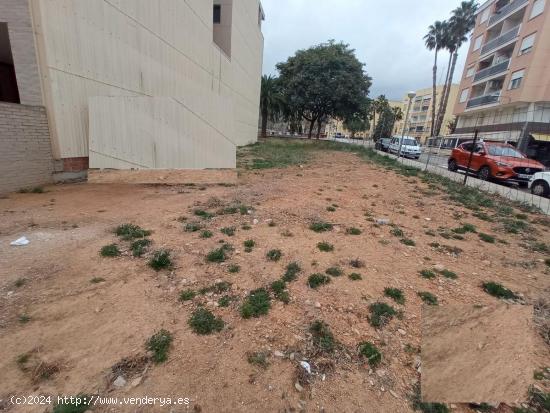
<box><xmin>100</xmin><ymin>244</ymin><xmax>120</xmax><ymax>257</ymax></box>
<box><xmin>188</xmin><ymin>308</ymin><xmax>224</xmax><ymax>335</ymax></box>
<box><xmin>317</xmin><ymin>241</ymin><xmax>334</xmax><ymax>252</ymax></box>
<box><xmin>482</xmin><ymin>282</ymin><xmax>518</xmax><ymax>300</ymax></box>
<box><xmin>368</xmin><ymin>302</ymin><xmax>397</xmax><ymax>327</ymax></box>
<box><xmin>179</xmin><ymin>289</ymin><xmax>196</xmax><ymax>302</ymax></box>
<box><xmin>115</xmin><ymin>224</ymin><xmax>151</xmax><ymax>240</ymax></box>
<box><xmin>283</xmin><ymin>262</ymin><xmax>301</xmax><ymax>282</ymax></box>
<box><xmin>247</xmin><ymin>351</ymin><xmax>269</xmax><ymax>368</ymax></box>
<box><xmin>401</xmin><ymin>238</ymin><xmax>416</xmax><ymax>246</ymax></box>
<box><xmin>325</xmin><ymin>266</ymin><xmax>343</xmax><ymax>277</ymax></box>
<box><xmin>310</xmin><ymin>220</ymin><xmax>333</xmax><ymax>233</ymax></box>
<box><xmin>478</xmin><ymin>233</ymin><xmax>496</xmax><ymax>243</ymax></box>
<box><xmin>310</xmin><ymin>320</ymin><xmax>335</xmax><ymax>352</ymax></box>
<box><xmin>184</xmin><ymin>222</ymin><xmax>203</xmax><ymax>232</ymax></box>
<box><xmin>131</xmin><ymin>239</ymin><xmax>151</xmax><ymax>257</ymax></box>
<box><xmin>350</xmin><ymin>258</ymin><xmax>365</xmax><ymax>268</ymax></box>
<box><xmin>266</xmin><ymin>249</ymin><xmax>282</xmax><ymax>261</ymax></box>
<box><xmin>346</xmin><ymin>227</ymin><xmax>362</xmax><ymax>235</ymax></box>
<box><xmin>194</xmin><ymin>209</ymin><xmax>214</xmax><ymax>219</ymax></box>
<box><xmin>149</xmin><ymin>250</ymin><xmax>172</xmax><ymax>271</ymax></box>
<box><xmin>308</xmin><ymin>273</ymin><xmax>331</xmax><ymax>289</ymax></box>
<box><xmin>146</xmin><ymin>329</ymin><xmax>173</xmax><ymax>363</ymax></box>
<box><xmin>200</xmin><ymin>230</ymin><xmax>213</xmax><ymax>239</ymax></box>
<box><xmin>228</xmin><ymin>264</ymin><xmax>240</xmax><ymax>274</ymax></box>
<box><xmin>384</xmin><ymin>287</ymin><xmax>405</xmax><ymax>305</ymax></box>
<box><xmin>418</xmin><ymin>291</ymin><xmax>438</xmax><ymax>305</ymax></box>
<box><xmin>221</xmin><ymin>227</ymin><xmax>236</xmax><ymax>236</ymax></box>
<box><xmin>358</xmin><ymin>342</ymin><xmax>382</xmax><ymax>367</ymax></box>
<box><xmin>419</xmin><ymin>269</ymin><xmax>436</xmax><ymax>279</ymax></box>
<box><xmin>206</xmin><ymin>247</ymin><xmax>229</xmax><ymax>263</ymax></box>
<box><xmin>241</xmin><ymin>288</ymin><xmax>271</xmax><ymax>318</ymax></box>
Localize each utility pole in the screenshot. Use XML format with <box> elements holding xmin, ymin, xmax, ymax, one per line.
<box><xmin>463</xmin><ymin>129</ymin><xmax>479</xmax><ymax>185</ymax></box>
<box><xmin>397</xmin><ymin>91</ymin><xmax>416</xmax><ymax>162</ymax></box>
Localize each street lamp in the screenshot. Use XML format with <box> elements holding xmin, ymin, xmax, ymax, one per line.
<box><xmin>398</xmin><ymin>91</ymin><xmax>416</xmax><ymax>161</ymax></box>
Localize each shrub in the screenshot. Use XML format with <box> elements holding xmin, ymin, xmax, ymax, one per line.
<box><xmin>188</xmin><ymin>308</ymin><xmax>224</xmax><ymax>334</ymax></box>
<box><xmin>310</xmin><ymin>320</ymin><xmax>335</xmax><ymax>352</ymax></box>
<box><xmin>241</xmin><ymin>288</ymin><xmax>271</xmax><ymax>318</ymax></box>
<box><xmin>268</xmin><ymin>221</ymin><xmax>277</xmax><ymax>227</ymax></box>
<box><xmin>349</xmin><ymin>273</ymin><xmax>362</xmax><ymax>281</ymax></box>
<box><xmin>194</xmin><ymin>209</ymin><xmax>214</xmax><ymax>219</ymax></box>
<box><xmin>199</xmin><ymin>281</ymin><xmax>231</xmax><ymax>295</ymax></box>
<box><xmin>184</xmin><ymin>222</ymin><xmax>203</xmax><ymax>232</ymax></box>
<box><xmin>358</xmin><ymin>342</ymin><xmax>382</xmax><ymax>367</ymax></box>
<box><xmin>350</xmin><ymin>258</ymin><xmax>365</xmax><ymax>268</ymax></box>
<box><xmin>317</xmin><ymin>242</ymin><xmax>334</xmax><ymax>252</ymax></box>
<box><xmin>179</xmin><ymin>290</ymin><xmax>196</xmax><ymax>302</ymax></box>
<box><xmin>14</xmin><ymin>278</ymin><xmax>26</xmax><ymax>288</ymax></box>
<box><xmin>271</xmin><ymin>280</ymin><xmax>286</xmax><ymax>294</ymax></box>
<box><xmin>244</xmin><ymin>240</ymin><xmax>255</xmax><ymax>248</ymax></box>
<box><xmin>418</xmin><ymin>292</ymin><xmax>438</xmax><ymax>305</ymax></box>
<box><xmin>419</xmin><ymin>269</ymin><xmax>436</xmax><ymax>279</ymax></box>
<box><xmin>310</xmin><ymin>220</ymin><xmax>333</xmax><ymax>233</ymax></box>
<box><xmin>206</xmin><ymin>247</ymin><xmax>228</xmax><ymax>263</ymax></box>
<box><xmin>482</xmin><ymin>282</ymin><xmax>518</xmax><ymax>300</ymax></box>
<box><xmin>146</xmin><ymin>329</ymin><xmax>173</xmax><ymax>363</ymax></box>
<box><xmin>115</xmin><ymin>224</ymin><xmax>151</xmax><ymax>240</ymax></box>
<box><xmin>131</xmin><ymin>239</ymin><xmax>151</xmax><ymax>257</ymax></box>
<box><xmin>308</xmin><ymin>273</ymin><xmax>331</xmax><ymax>289</ymax></box>
<box><xmin>242</xmin><ymin>224</ymin><xmax>252</xmax><ymax>230</ymax></box>
<box><xmin>266</xmin><ymin>249</ymin><xmax>282</xmax><ymax>261</ymax></box>
<box><xmin>346</xmin><ymin>226</ymin><xmax>362</xmax><ymax>235</ymax></box>
<box><xmin>228</xmin><ymin>264</ymin><xmax>240</xmax><ymax>274</ymax></box>
<box><xmin>90</xmin><ymin>277</ymin><xmax>106</xmax><ymax>284</ymax></box>
<box><xmin>218</xmin><ymin>296</ymin><xmax>233</xmax><ymax>307</ymax></box>
<box><xmin>221</xmin><ymin>227</ymin><xmax>236</xmax><ymax>236</ymax></box>
<box><xmin>546</xmin><ymin>258</ymin><xmax>550</xmax><ymax>267</ymax></box>
<box><xmin>200</xmin><ymin>230</ymin><xmax>213</xmax><ymax>239</ymax></box>
<box><xmin>100</xmin><ymin>244</ymin><xmax>120</xmax><ymax>257</ymax></box>
<box><xmin>452</xmin><ymin>223</ymin><xmax>477</xmax><ymax>234</ymax></box>
<box><xmin>384</xmin><ymin>287</ymin><xmax>405</xmax><ymax>305</ymax></box>
<box><xmin>437</xmin><ymin>269</ymin><xmax>457</xmax><ymax>279</ymax></box>
<box><xmin>149</xmin><ymin>250</ymin><xmax>172</xmax><ymax>271</ymax></box>
<box><xmin>326</xmin><ymin>206</ymin><xmax>336</xmax><ymax>212</ymax></box>
<box><xmin>478</xmin><ymin>233</ymin><xmax>496</xmax><ymax>243</ymax></box>
<box><xmin>326</xmin><ymin>266</ymin><xmax>343</xmax><ymax>277</ymax></box>
<box><xmin>283</xmin><ymin>262</ymin><xmax>301</xmax><ymax>282</ymax></box>
<box><xmin>390</xmin><ymin>227</ymin><xmax>404</xmax><ymax>237</ymax></box>
<box><xmin>247</xmin><ymin>352</ymin><xmax>269</xmax><ymax>368</ymax></box>
<box><xmin>401</xmin><ymin>238</ymin><xmax>416</xmax><ymax>246</ymax></box>
<box><xmin>368</xmin><ymin>302</ymin><xmax>397</xmax><ymax>327</ymax></box>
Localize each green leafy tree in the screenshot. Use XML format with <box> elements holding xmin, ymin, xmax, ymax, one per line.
<box><xmin>260</xmin><ymin>75</ymin><xmax>284</xmax><ymax>138</ymax></box>
<box><xmin>374</xmin><ymin>104</ymin><xmax>403</xmax><ymax>141</ymax></box>
<box><xmin>435</xmin><ymin>1</ymin><xmax>478</xmax><ymax>136</ymax></box>
<box><xmin>277</xmin><ymin>41</ymin><xmax>371</xmax><ymax>139</ymax></box>
<box><xmin>369</xmin><ymin>95</ymin><xmax>388</xmax><ymax>138</ymax></box>
<box><xmin>343</xmin><ymin>100</ymin><xmax>371</xmax><ymax>138</ymax></box>
<box><xmin>424</xmin><ymin>20</ymin><xmax>448</xmax><ymax>137</ymax></box>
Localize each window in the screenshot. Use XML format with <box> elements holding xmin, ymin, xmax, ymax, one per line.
<box><xmin>480</xmin><ymin>8</ymin><xmax>490</xmax><ymax>23</ymax></box>
<box><xmin>519</xmin><ymin>33</ymin><xmax>536</xmax><ymax>55</ymax></box>
<box><xmin>509</xmin><ymin>69</ymin><xmax>525</xmax><ymax>90</ymax></box>
<box><xmin>213</xmin><ymin>5</ymin><xmax>221</xmax><ymax>24</ymax></box>
<box><xmin>530</xmin><ymin>0</ymin><xmax>545</xmax><ymax>18</ymax></box>
<box><xmin>0</xmin><ymin>22</ymin><xmax>20</xmax><ymax>104</ymax></box>
<box><xmin>473</xmin><ymin>35</ymin><xmax>483</xmax><ymax>51</ymax></box>
<box><xmin>460</xmin><ymin>88</ymin><xmax>469</xmax><ymax>103</ymax></box>
<box><xmin>466</xmin><ymin>66</ymin><xmax>476</xmax><ymax>77</ymax></box>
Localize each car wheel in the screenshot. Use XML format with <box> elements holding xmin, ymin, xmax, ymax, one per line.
<box><xmin>531</xmin><ymin>180</ymin><xmax>550</xmax><ymax>198</ymax></box>
<box><xmin>478</xmin><ymin>166</ymin><xmax>491</xmax><ymax>181</ymax></box>
<box><xmin>448</xmin><ymin>159</ymin><xmax>458</xmax><ymax>172</ymax></box>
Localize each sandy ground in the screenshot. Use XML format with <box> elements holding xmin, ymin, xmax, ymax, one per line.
<box><xmin>0</xmin><ymin>149</ymin><xmax>549</xmax><ymax>413</ymax></box>
<box><xmin>422</xmin><ymin>304</ymin><xmax>534</xmax><ymax>404</ymax></box>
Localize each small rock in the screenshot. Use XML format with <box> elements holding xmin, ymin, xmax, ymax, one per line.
<box><xmin>376</xmin><ymin>369</ymin><xmax>386</xmax><ymax>378</ymax></box>
<box><xmin>289</xmin><ymin>353</ymin><xmax>295</xmax><ymax>361</ymax></box>
<box><xmin>294</xmin><ymin>382</ymin><xmax>304</xmax><ymax>392</ymax></box>
<box><xmin>113</xmin><ymin>376</ymin><xmax>127</xmax><ymax>388</ymax></box>
<box><xmin>130</xmin><ymin>376</ymin><xmax>142</xmax><ymax>388</ymax></box>
<box><xmin>434</xmin><ymin>264</ymin><xmax>445</xmax><ymax>271</ymax></box>
<box><xmin>253</xmin><ymin>219</ymin><xmax>259</xmax><ymax>225</ymax></box>
<box><xmin>389</xmin><ymin>390</ymin><xmax>399</xmax><ymax>399</ymax></box>
<box><xmin>376</xmin><ymin>219</ymin><xmax>390</xmax><ymax>225</ymax></box>
<box><xmin>397</xmin><ymin>329</ymin><xmax>406</xmax><ymax>336</ymax></box>
<box><xmin>424</xmin><ymin>218</ymin><xmax>432</xmax><ymax>221</ymax></box>
<box><xmin>314</xmin><ymin>302</ymin><xmax>321</xmax><ymax>309</ymax></box>
<box><xmin>273</xmin><ymin>351</ymin><xmax>285</xmax><ymax>358</ymax></box>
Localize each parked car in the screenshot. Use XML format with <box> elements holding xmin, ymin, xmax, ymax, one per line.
<box><xmin>375</xmin><ymin>137</ymin><xmax>392</xmax><ymax>152</ymax></box>
<box><xmin>529</xmin><ymin>172</ymin><xmax>550</xmax><ymax>197</ymax></box>
<box><xmin>388</xmin><ymin>136</ymin><xmax>421</xmax><ymax>159</ymax></box>
<box><xmin>448</xmin><ymin>141</ymin><xmax>545</xmax><ymax>187</ymax></box>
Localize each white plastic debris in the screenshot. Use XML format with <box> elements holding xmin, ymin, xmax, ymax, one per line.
<box><xmin>300</xmin><ymin>361</ymin><xmax>311</xmax><ymax>374</ymax></box>
<box><xmin>10</xmin><ymin>237</ymin><xmax>29</xmax><ymax>246</ymax></box>
<box><xmin>375</xmin><ymin>219</ymin><xmax>390</xmax><ymax>225</ymax></box>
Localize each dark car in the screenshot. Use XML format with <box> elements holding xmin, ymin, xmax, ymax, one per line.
<box><xmin>376</xmin><ymin>137</ymin><xmax>392</xmax><ymax>152</ymax></box>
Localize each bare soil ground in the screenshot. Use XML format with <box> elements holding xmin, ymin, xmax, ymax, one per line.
<box><xmin>0</xmin><ymin>140</ymin><xmax>549</xmax><ymax>413</ymax></box>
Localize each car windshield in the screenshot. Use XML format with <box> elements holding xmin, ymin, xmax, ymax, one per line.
<box><xmin>487</xmin><ymin>145</ymin><xmax>525</xmax><ymax>158</ymax></box>
<box><xmin>403</xmin><ymin>139</ymin><xmax>417</xmax><ymax>146</ymax></box>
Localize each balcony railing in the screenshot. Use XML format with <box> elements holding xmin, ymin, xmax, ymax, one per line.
<box><xmin>466</xmin><ymin>94</ymin><xmax>500</xmax><ymax>109</ymax></box>
<box><xmin>488</xmin><ymin>0</ymin><xmax>529</xmax><ymax>26</ymax></box>
<box><xmin>480</xmin><ymin>25</ymin><xmax>520</xmax><ymax>55</ymax></box>
<box><xmin>473</xmin><ymin>59</ymin><xmax>510</xmax><ymax>82</ymax></box>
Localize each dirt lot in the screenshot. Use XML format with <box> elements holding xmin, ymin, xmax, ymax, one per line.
<box><xmin>0</xmin><ymin>139</ymin><xmax>549</xmax><ymax>413</ymax></box>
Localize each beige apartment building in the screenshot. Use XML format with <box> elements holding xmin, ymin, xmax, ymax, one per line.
<box><xmin>0</xmin><ymin>0</ymin><xmax>264</xmax><ymax>193</ymax></box>
<box><xmin>325</xmin><ymin>100</ymin><xmax>402</xmax><ymax>139</ymax></box>
<box><xmin>394</xmin><ymin>85</ymin><xmax>459</xmax><ymax>143</ymax></box>
<box><xmin>452</xmin><ymin>0</ymin><xmax>550</xmax><ymax>164</ymax></box>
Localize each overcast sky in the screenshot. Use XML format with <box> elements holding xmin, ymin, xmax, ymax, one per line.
<box><xmin>261</xmin><ymin>0</ymin><xmax>470</xmax><ymax>101</ymax></box>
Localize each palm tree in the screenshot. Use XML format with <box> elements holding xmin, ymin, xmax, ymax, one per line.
<box><xmin>260</xmin><ymin>75</ymin><xmax>282</xmax><ymax>138</ymax></box>
<box><xmin>370</xmin><ymin>95</ymin><xmax>388</xmax><ymax>138</ymax></box>
<box><xmin>424</xmin><ymin>20</ymin><xmax>448</xmax><ymax>137</ymax></box>
<box><xmin>435</xmin><ymin>0</ymin><xmax>478</xmax><ymax>136</ymax></box>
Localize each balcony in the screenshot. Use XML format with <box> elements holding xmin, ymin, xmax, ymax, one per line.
<box><xmin>480</xmin><ymin>25</ymin><xmax>520</xmax><ymax>55</ymax></box>
<box><xmin>473</xmin><ymin>59</ymin><xmax>510</xmax><ymax>83</ymax></box>
<box><xmin>488</xmin><ymin>0</ymin><xmax>529</xmax><ymax>26</ymax></box>
<box><xmin>466</xmin><ymin>94</ymin><xmax>500</xmax><ymax>109</ymax></box>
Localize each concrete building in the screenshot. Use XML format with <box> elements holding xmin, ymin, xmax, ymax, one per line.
<box><xmin>452</xmin><ymin>0</ymin><xmax>550</xmax><ymax>165</ymax></box>
<box><xmin>325</xmin><ymin>100</ymin><xmax>402</xmax><ymax>139</ymax></box>
<box><xmin>0</xmin><ymin>0</ymin><xmax>265</xmax><ymax>193</ymax></box>
<box><xmin>394</xmin><ymin>85</ymin><xmax>459</xmax><ymax>143</ymax></box>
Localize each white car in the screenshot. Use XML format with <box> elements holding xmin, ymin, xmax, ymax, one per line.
<box><xmin>388</xmin><ymin>136</ymin><xmax>422</xmax><ymax>159</ymax></box>
<box><xmin>529</xmin><ymin>171</ymin><xmax>550</xmax><ymax>198</ymax></box>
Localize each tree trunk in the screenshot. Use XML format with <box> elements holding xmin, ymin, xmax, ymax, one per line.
<box><xmin>261</xmin><ymin>107</ymin><xmax>268</xmax><ymax>139</ymax></box>
<box><xmin>438</xmin><ymin>52</ymin><xmax>458</xmax><ymax>137</ymax></box>
<box><xmin>371</xmin><ymin>110</ymin><xmax>377</xmax><ymax>138</ymax></box>
<box><xmin>308</xmin><ymin>119</ymin><xmax>316</xmax><ymax>139</ymax></box>
<box><xmin>435</xmin><ymin>52</ymin><xmax>453</xmax><ymax>136</ymax></box>
<box><xmin>316</xmin><ymin>118</ymin><xmax>322</xmax><ymax>139</ymax></box>
<box><xmin>430</xmin><ymin>50</ymin><xmax>438</xmax><ymax>137</ymax></box>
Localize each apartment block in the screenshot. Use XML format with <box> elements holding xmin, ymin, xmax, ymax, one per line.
<box><xmin>394</xmin><ymin>85</ymin><xmax>459</xmax><ymax>143</ymax></box>
<box><xmin>453</xmin><ymin>0</ymin><xmax>550</xmax><ymax>165</ymax></box>
<box><xmin>0</xmin><ymin>0</ymin><xmax>264</xmax><ymax>192</ymax></box>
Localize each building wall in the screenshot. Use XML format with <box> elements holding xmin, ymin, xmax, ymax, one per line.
<box><xmin>31</xmin><ymin>0</ymin><xmax>263</xmax><ymax>168</ymax></box>
<box><xmin>0</xmin><ymin>0</ymin><xmax>43</xmax><ymax>106</ymax></box>
<box><xmin>0</xmin><ymin>102</ymin><xmax>54</xmax><ymax>193</ymax></box>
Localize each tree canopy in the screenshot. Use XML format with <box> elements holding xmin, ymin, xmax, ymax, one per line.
<box><xmin>276</xmin><ymin>41</ymin><xmax>371</xmax><ymax>138</ymax></box>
